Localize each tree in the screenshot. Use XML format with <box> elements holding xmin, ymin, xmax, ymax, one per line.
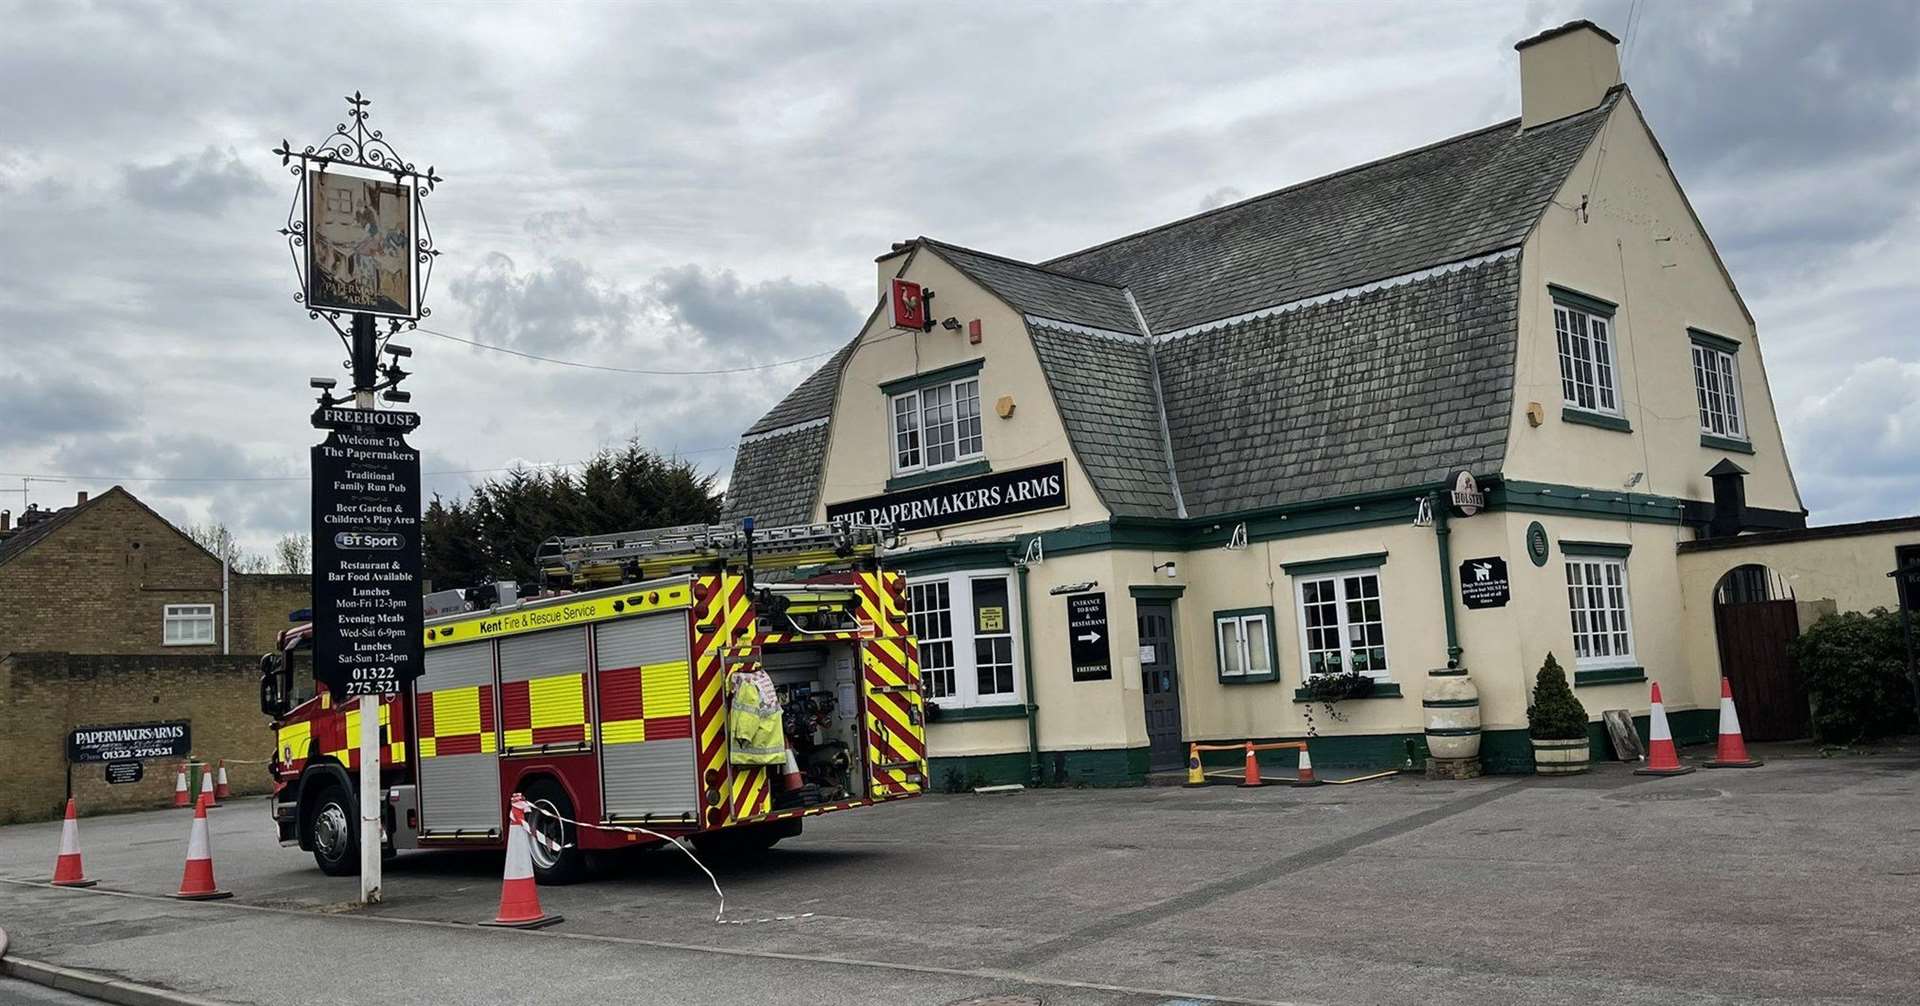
<box><xmin>422</xmin><ymin>439</ymin><xmax>721</xmax><ymax>589</ymax></box>
<box><xmin>182</xmin><ymin>522</ymin><xmax>269</xmax><ymax>573</ymax></box>
<box><xmin>272</xmin><ymin>533</ymin><xmax>311</xmax><ymax>575</ymax></box>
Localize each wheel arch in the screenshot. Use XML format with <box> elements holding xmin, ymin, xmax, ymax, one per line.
<box><xmin>295</xmin><ymin>759</ymin><xmax>354</xmax><ymax>851</ymax></box>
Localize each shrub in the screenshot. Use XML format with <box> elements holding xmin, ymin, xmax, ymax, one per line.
<box><xmin>1792</xmin><ymin>608</ymin><xmax>1916</xmax><ymax>743</ymax></box>
<box><xmin>1528</xmin><ymin>653</ymin><xmax>1589</xmax><ymax>740</ymax></box>
<box><xmin>1299</xmin><ymin>671</ymin><xmax>1376</xmax><ymax>701</ymax></box>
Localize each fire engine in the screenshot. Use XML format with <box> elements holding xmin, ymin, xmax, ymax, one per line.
<box><xmin>258</xmin><ymin>519</ymin><xmax>926</xmax><ymax>883</ymax></box>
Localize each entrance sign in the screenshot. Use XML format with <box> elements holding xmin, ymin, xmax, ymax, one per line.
<box><xmin>1066</xmin><ymin>592</ymin><xmax>1112</xmax><ymax>681</ymax></box>
<box><xmin>1445</xmin><ymin>470</ymin><xmax>1485</xmax><ymax>517</ymax></box>
<box><xmin>1458</xmin><ymin>555</ymin><xmax>1511</xmax><ymax>609</ymax></box>
<box><xmin>105</xmin><ymin>761</ymin><xmax>144</xmax><ymax>785</ymax></box>
<box><xmin>67</xmin><ymin>721</ymin><xmax>190</xmax><ymax>763</ymax></box>
<box><xmin>311</xmin><ymin>408</ymin><xmax>424</xmax><ymax>697</ymax></box>
<box><xmin>826</xmin><ymin>460</ymin><xmax>1067</xmax><ymax>533</ymax></box>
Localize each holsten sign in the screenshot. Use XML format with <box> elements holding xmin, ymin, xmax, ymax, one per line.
<box><xmin>827</xmin><ymin>460</ymin><xmax>1067</xmax><ymax>533</ymax></box>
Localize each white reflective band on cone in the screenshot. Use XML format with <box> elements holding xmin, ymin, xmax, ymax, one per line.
<box><xmin>1720</xmin><ymin>696</ymin><xmax>1742</xmax><ymax>734</ymax></box>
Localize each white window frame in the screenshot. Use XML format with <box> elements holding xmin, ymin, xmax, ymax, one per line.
<box><xmin>1213</xmin><ymin>609</ymin><xmax>1275</xmax><ymax>682</ymax></box>
<box><xmin>1293</xmin><ymin>569</ymin><xmax>1392</xmax><ymax>681</ymax></box>
<box><xmin>1691</xmin><ymin>342</ymin><xmax>1745</xmax><ymax>440</ymax></box>
<box><xmin>1553</xmin><ymin>302</ymin><xmax>1622</xmax><ymax>417</ymax></box>
<box><xmin>906</xmin><ymin>569</ymin><xmax>1022</xmax><ymax>709</ymax></box>
<box><xmin>162</xmin><ymin>603</ymin><xmax>216</xmax><ymax>647</ymax></box>
<box><xmin>888</xmin><ymin>377</ymin><xmax>984</xmax><ymax>476</ymax></box>
<box><xmin>1564</xmin><ymin>557</ymin><xmax>1636</xmax><ymax>669</ymax></box>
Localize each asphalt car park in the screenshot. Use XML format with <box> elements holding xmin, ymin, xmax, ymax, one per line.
<box><xmin>2</xmin><ymin>750</ymin><xmax>1917</xmax><ymax>1005</ymax></box>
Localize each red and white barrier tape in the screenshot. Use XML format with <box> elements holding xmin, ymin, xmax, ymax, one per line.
<box><xmin>510</xmin><ymin>797</ymin><xmax>813</xmax><ymax>926</ymax></box>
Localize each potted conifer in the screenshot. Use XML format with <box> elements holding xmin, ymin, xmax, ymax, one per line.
<box><xmin>1527</xmin><ymin>653</ymin><xmax>1591</xmax><ymax>775</ymax></box>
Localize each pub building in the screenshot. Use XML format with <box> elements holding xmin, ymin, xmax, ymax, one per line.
<box><xmin>723</xmin><ymin>22</ymin><xmax>1815</xmax><ymax>783</ymax></box>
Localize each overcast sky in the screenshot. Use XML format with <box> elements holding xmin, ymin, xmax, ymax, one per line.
<box><xmin>1</xmin><ymin>1</ymin><xmax>1914</xmax><ymax>555</ymax></box>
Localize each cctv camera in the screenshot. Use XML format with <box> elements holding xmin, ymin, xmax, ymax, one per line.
<box><xmin>309</xmin><ymin>377</ymin><xmax>338</xmax><ymax>389</ymax></box>
<box><xmin>386</xmin><ymin>344</ymin><xmax>412</xmax><ymax>358</ymax></box>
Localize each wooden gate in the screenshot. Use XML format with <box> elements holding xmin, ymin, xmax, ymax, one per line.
<box><xmin>1712</xmin><ymin>565</ymin><xmax>1809</xmax><ymax>741</ymax></box>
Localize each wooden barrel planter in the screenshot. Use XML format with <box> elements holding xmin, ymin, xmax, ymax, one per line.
<box><xmin>1531</xmin><ymin>737</ymin><xmax>1591</xmax><ymax>775</ymax></box>
<box><xmin>1422</xmin><ymin>669</ymin><xmax>1481</xmax><ymax>761</ymax></box>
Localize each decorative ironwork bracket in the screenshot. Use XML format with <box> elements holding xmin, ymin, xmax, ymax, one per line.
<box><xmin>274</xmin><ymin>92</ymin><xmax>442</xmax><ymax>367</ymax></box>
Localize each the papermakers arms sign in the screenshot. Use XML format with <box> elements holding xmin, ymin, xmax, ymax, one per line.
<box><xmin>826</xmin><ymin>460</ymin><xmax>1067</xmax><ymax>533</ymax></box>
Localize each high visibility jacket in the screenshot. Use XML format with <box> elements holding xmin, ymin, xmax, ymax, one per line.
<box><xmin>728</xmin><ymin>670</ymin><xmax>786</xmax><ymax>766</ymax></box>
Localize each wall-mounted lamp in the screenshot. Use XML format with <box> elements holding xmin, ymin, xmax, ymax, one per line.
<box><xmin>940</xmin><ymin>317</ymin><xmax>962</xmax><ymax>332</ymax></box>
<box><xmin>1153</xmin><ymin>560</ymin><xmax>1178</xmax><ymax>579</ymax></box>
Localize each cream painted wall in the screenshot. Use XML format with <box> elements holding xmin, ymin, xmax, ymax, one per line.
<box><xmin>1674</xmin><ymin>526</ymin><xmax>1920</xmax><ymax>710</ymax></box>
<box><xmin>813</xmin><ymin>248</ymin><xmax>1113</xmax><ymax>540</ymax></box>
<box><xmin>1508</xmin><ymin>99</ymin><xmax>1802</xmax><ymax>515</ymax></box>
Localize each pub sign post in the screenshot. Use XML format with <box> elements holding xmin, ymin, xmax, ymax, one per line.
<box><xmin>276</xmin><ymin>93</ymin><xmax>441</xmax><ymax>904</ymax></box>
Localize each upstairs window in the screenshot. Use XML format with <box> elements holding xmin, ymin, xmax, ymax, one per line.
<box><xmin>1690</xmin><ymin>333</ymin><xmax>1745</xmax><ymax>441</ymax></box>
<box><xmin>1554</xmin><ymin>302</ymin><xmax>1620</xmax><ymax>416</ymax></box>
<box><xmin>163</xmin><ymin>604</ymin><xmax>215</xmax><ymax>646</ymax></box>
<box><xmin>890</xmin><ymin>377</ymin><xmax>982</xmax><ymax>475</ymax></box>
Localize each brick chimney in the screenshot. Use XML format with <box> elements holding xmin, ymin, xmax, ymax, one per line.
<box><xmin>1515</xmin><ymin>20</ymin><xmax>1621</xmax><ymax>129</ymax></box>
<box><xmin>76</xmin><ymin>490</ymin><xmax>88</xmax><ymax>505</ymax></box>
<box><xmin>1</xmin><ymin>510</ymin><xmax>10</xmax><ymax>532</ymax></box>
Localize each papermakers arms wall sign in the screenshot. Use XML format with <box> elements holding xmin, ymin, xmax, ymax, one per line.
<box><xmin>67</xmin><ymin>721</ymin><xmax>190</xmax><ymax>763</ymax></box>
<box><xmin>826</xmin><ymin>460</ymin><xmax>1067</xmax><ymax>533</ymax></box>
<box><xmin>311</xmin><ymin>408</ymin><xmax>424</xmax><ymax>697</ymax></box>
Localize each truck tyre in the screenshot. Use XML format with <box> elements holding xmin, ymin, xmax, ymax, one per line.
<box><xmin>308</xmin><ymin>783</ymin><xmax>359</xmax><ymax>877</ymax></box>
<box><xmin>522</xmin><ymin>779</ymin><xmax>587</xmax><ymax>886</ymax></box>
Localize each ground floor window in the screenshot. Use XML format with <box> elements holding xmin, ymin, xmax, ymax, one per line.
<box><xmin>907</xmin><ymin>569</ymin><xmax>1021</xmax><ymax>709</ymax></box>
<box><xmin>1566</xmin><ymin>557</ymin><xmax>1634</xmax><ymax>667</ymax></box>
<box><xmin>163</xmin><ymin>603</ymin><xmax>215</xmax><ymax>646</ymax></box>
<box><xmin>1213</xmin><ymin>608</ymin><xmax>1276</xmax><ymax>682</ymax></box>
<box><xmin>1294</xmin><ymin>570</ymin><xmax>1389</xmax><ymax>679</ymax></box>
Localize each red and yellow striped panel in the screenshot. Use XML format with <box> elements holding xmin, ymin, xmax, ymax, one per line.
<box><xmin>693</xmin><ymin>573</ymin><xmax>756</xmax><ymax>822</ymax></box>
<box><xmin>863</xmin><ymin>637</ymin><xmax>926</xmax><ymax>798</ymax></box>
<box><xmin>501</xmin><ymin>672</ymin><xmax>591</xmax><ymax>749</ymax></box>
<box><xmin>857</xmin><ymin>571</ymin><xmax>909</xmax><ymax>637</ymax></box>
<box><xmin>415</xmin><ymin>684</ymin><xmax>497</xmax><ymax>758</ymax></box>
<box><xmin>728</xmin><ymin>764</ymin><xmax>772</xmax><ymax>821</ymax></box>
<box><xmin>598</xmin><ymin>659</ymin><xmax>693</xmax><ymax>745</ymax></box>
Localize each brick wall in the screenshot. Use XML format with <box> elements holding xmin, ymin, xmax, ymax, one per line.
<box><xmin>0</xmin><ymin>491</ymin><xmax>311</xmax><ymax>660</ymax></box>
<box><xmin>0</xmin><ymin>652</ymin><xmax>277</xmax><ymax>824</ymax></box>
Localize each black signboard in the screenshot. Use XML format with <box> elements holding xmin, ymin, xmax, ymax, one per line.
<box><xmin>311</xmin><ymin>408</ymin><xmax>424</xmax><ymax>697</ymax></box>
<box><xmin>105</xmin><ymin>761</ymin><xmax>144</xmax><ymax>785</ymax></box>
<box><xmin>1459</xmin><ymin>555</ymin><xmax>1511</xmax><ymax>610</ymax></box>
<box><xmin>826</xmin><ymin>460</ymin><xmax>1067</xmax><ymax>533</ymax></box>
<box><xmin>1066</xmin><ymin>592</ymin><xmax>1112</xmax><ymax>681</ymax></box>
<box><xmin>67</xmin><ymin>721</ymin><xmax>190</xmax><ymax>763</ymax></box>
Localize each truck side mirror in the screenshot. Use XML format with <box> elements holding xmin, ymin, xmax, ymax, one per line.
<box><xmin>259</xmin><ymin>653</ymin><xmax>288</xmax><ymax>718</ymax></box>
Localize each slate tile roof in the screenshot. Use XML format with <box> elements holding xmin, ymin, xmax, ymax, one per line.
<box><xmin>924</xmin><ymin>241</ymin><xmax>1142</xmax><ymax>335</ymax></box>
<box><xmin>1026</xmin><ymin>324</ymin><xmax>1177</xmax><ymax>517</ymax></box>
<box><xmin>1156</xmin><ymin>254</ymin><xmax>1520</xmax><ymax>515</ymax></box>
<box><xmin>725</xmin><ymin>94</ymin><xmax>1620</xmax><ymax>527</ymax></box>
<box><xmin>1045</xmin><ymin>94</ymin><xmax>1618</xmax><ymax>335</ymax></box>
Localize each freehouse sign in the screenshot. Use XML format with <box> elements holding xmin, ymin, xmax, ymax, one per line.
<box><xmin>827</xmin><ymin>460</ymin><xmax>1067</xmax><ymax>533</ymax></box>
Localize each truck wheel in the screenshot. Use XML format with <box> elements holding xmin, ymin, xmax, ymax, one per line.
<box><xmin>521</xmin><ymin>780</ymin><xmax>587</xmax><ymax>886</ymax></box>
<box><xmin>309</xmin><ymin>784</ymin><xmax>359</xmax><ymax>877</ymax></box>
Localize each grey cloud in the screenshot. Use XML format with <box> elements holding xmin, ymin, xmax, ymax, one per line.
<box><xmin>524</xmin><ymin>207</ymin><xmax>611</xmax><ymax>243</ymax></box>
<box><xmin>1197</xmin><ymin>186</ymin><xmax>1244</xmax><ymax>212</ymax></box>
<box><xmin>0</xmin><ymin>371</ymin><xmax>135</xmax><ymax>439</ymax></box>
<box><xmin>447</xmin><ymin>252</ymin><xmax>640</xmax><ymax>353</ymax></box>
<box><xmin>649</xmin><ymin>266</ymin><xmax>857</xmax><ymax>358</ymax></box>
<box><xmin>122</xmin><ymin>146</ymin><xmax>269</xmax><ymax>215</ymax></box>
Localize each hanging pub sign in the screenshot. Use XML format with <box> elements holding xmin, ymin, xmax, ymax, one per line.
<box><xmin>891</xmin><ymin>277</ymin><xmax>928</xmax><ymax>331</ymax></box>
<box><xmin>1446</xmin><ymin>470</ymin><xmax>1485</xmax><ymax>517</ymax></box>
<box><xmin>305</xmin><ymin>170</ymin><xmax>418</xmax><ymax>317</ymax></box>
<box><xmin>310</xmin><ymin>407</ymin><xmax>424</xmax><ymax>697</ymax></box>
<box><xmin>1066</xmin><ymin>591</ymin><xmax>1112</xmax><ymax>681</ymax></box>
<box><xmin>67</xmin><ymin>721</ymin><xmax>190</xmax><ymax>763</ymax></box>
<box><xmin>1458</xmin><ymin>555</ymin><xmax>1511</xmax><ymax>609</ymax></box>
<box><xmin>826</xmin><ymin>460</ymin><xmax>1067</xmax><ymax>534</ymax></box>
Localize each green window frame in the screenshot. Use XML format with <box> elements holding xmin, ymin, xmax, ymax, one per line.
<box><xmin>1688</xmin><ymin>328</ymin><xmax>1747</xmax><ymax>447</ymax></box>
<box><xmin>1549</xmin><ymin>285</ymin><xmax>1624</xmax><ymax>421</ymax></box>
<box><xmin>1213</xmin><ymin>606</ymin><xmax>1278</xmax><ymax>684</ymax></box>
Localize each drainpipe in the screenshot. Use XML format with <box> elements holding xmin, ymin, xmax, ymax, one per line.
<box><xmin>1013</xmin><ymin>557</ymin><xmax>1041</xmax><ymax>786</ymax></box>
<box><xmin>222</xmin><ymin>546</ymin><xmax>231</xmax><ymax>655</ymax></box>
<box><xmin>1432</xmin><ymin>493</ymin><xmax>1462</xmax><ymax>668</ymax></box>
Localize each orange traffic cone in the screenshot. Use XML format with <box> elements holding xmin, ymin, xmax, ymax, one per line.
<box><xmin>198</xmin><ymin>764</ymin><xmax>220</xmax><ymax>808</ymax></box>
<box><xmin>215</xmin><ymin>760</ymin><xmax>232</xmax><ymax>800</ymax></box>
<box><xmin>50</xmin><ymin>797</ymin><xmax>97</xmax><ymax>888</ymax></box>
<box><xmin>173</xmin><ymin>764</ymin><xmax>190</xmax><ymax>808</ymax></box>
<box><xmin>1705</xmin><ymin>677</ymin><xmax>1764</xmax><ymax>768</ymax></box>
<box><xmin>1238</xmin><ymin>742</ymin><xmax>1263</xmax><ymax>787</ymax></box>
<box><xmin>173</xmin><ymin>799</ymin><xmax>231</xmax><ymax>900</ymax></box>
<box><xmin>481</xmin><ymin>794</ymin><xmax>560</xmax><ymax>929</ymax></box>
<box><xmin>1294</xmin><ymin>746</ymin><xmax>1322</xmax><ymax>787</ymax></box>
<box><xmin>780</xmin><ymin>749</ymin><xmax>804</xmax><ymax>793</ymax></box>
<box><xmin>1634</xmin><ymin>682</ymin><xmax>1695</xmax><ymax>777</ymax></box>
